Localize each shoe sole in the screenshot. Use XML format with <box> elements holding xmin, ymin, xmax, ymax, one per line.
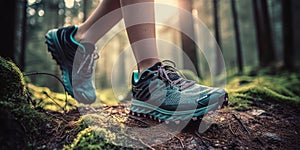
<box><xmin>45</xmin><ymin>29</ymin><xmax>74</xmax><ymax>97</ymax></box>
<box><xmin>130</xmin><ymin>93</ymin><xmax>228</xmax><ymax>124</ymax></box>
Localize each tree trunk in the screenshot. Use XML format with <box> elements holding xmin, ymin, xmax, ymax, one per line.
<box><xmin>178</xmin><ymin>0</ymin><xmax>200</xmax><ymax>77</ymax></box>
<box><xmin>0</xmin><ymin>0</ymin><xmax>17</xmax><ymax>61</ymax></box>
<box><xmin>213</xmin><ymin>0</ymin><xmax>221</xmax><ymax>49</ymax></box>
<box><xmin>282</xmin><ymin>0</ymin><xmax>294</xmax><ymax>69</ymax></box>
<box><xmin>83</xmin><ymin>0</ymin><xmax>88</xmax><ymax>21</ymax></box>
<box><xmin>231</xmin><ymin>0</ymin><xmax>243</xmax><ymax>73</ymax></box>
<box><xmin>20</xmin><ymin>0</ymin><xmax>27</xmax><ymax>71</ymax></box>
<box><xmin>213</xmin><ymin>0</ymin><xmax>222</xmax><ymax>75</ymax></box>
<box><xmin>252</xmin><ymin>0</ymin><xmax>275</xmax><ymax>67</ymax></box>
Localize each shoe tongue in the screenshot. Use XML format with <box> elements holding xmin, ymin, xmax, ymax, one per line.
<box><xmin>167</xmin><ymin>72</ymin><xmax>180</xmax><ymax>81</ymax></box>
<box><xmin>147</xmin><ymin>62</ymin><xmax>181</xmax><ymax>81</ymax></box>
<box><xmin>137</xmin><ymin>62</ymin><xmax>162</xmax><ymax>80</ymax></box>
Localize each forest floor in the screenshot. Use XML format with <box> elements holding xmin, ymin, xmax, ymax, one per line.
<box><xmin>1</xmin><ymin>57</ymin><xmax>299</xmax><ymax>149</ymax></box>
<box><xmin>35</xmin><ymin>98</ymin><xmax>300</xmax><ymax>150</ymax></box>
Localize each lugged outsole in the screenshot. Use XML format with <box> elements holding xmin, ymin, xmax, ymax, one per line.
<box><xmin>45</xmin><ymin>30</ymin><xmax>74</xmax><ymax>97</ymax></box>
<box><xmin>129</xmin><ymin>93</ymin><xmax>229</xmax><ymax>124</ymax></box>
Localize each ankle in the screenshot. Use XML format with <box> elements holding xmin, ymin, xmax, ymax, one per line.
<box><xmin>74</xmin><ymin>25</ymin><xmax>85</xmax><ymax>42</ymax></box>
<box><xmin>138</xmin><ymin>58</ymin><xmax>160</xmax><ymax>73</ymax></box>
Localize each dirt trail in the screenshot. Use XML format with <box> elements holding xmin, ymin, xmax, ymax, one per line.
<box><xmin>41</xmin><ymin>99</ymin><xmax>300</xmax><ymax>149</ymax></box>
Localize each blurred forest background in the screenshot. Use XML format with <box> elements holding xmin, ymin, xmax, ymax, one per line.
<box><xmin>1</xmin><ymin>0</ymin><xmax>299</xmax><ymax>94</ymax></box>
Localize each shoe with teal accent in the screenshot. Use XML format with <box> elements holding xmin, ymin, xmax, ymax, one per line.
<box><xmin>130</xmin><ymin>61</ymin><xmax>228</xmax><ymax>123</ymax></box>
<box><xmin>45</xmin><ymin>26</ymin><xmax>98</xmax><ymax>104</ymax></box>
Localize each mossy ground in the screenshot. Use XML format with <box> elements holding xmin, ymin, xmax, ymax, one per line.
<box><xmin>226</xmin><ymin>73</ymin><xmax>300</xmax><ymax>110</ymax></box>
<box><xmin>0</xmin><ymin>57</ymin><xmax>50</xmax><ymax>149</ymax></box>
<box><xmin>1</xmin><ymin>57</ymin><xmax>299</xmax><ymax>149</ymax></box>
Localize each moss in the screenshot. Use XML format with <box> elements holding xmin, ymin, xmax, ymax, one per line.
<box><xmin>226</xmin><ymin>74</ymin><xmax>300</xmax><ymax>110</ymax></box>
<box><xmin>65</xmin><ymin>127</ymin><xmax>122</xmax><ymax>150</ymax></box>
<box><xmin>27</xmin><ymin>84</ymin><xmax>77</xmax><ymax>112</ymax></box>
<box><xmin>65</xmin><ymin>114</ymin><xmax>140</xmax><ymax>149</ymax></box>
<box><xmin>0</xmin><ymin>57</ymin><xmax>26</xmax><ymax>102</ymax></box>
<box><xmin>0</xmin><ymin>57</ymin><xmax>49</xmax><ymax>149</ymax></box>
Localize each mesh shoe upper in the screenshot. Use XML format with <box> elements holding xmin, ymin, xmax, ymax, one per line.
<box><xmin>45</xmin><ymin>26</ymin><xmax>98</xmax><ymax>104</ymax></box>
<box><xmin>131</xmin><ymin>61</ymin><xmax>227</xmax><ymax>111</ymax></box>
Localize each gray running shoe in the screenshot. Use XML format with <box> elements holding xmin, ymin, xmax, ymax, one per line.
<box><xmin>45</xmin><ymin>26</ymin><xmax>98</xmax><ymax>104</ymax></box>
<box><xmin>130</xmin><ymin>61</ymin><xmax>228</xmax><ymax>123</ymax></box>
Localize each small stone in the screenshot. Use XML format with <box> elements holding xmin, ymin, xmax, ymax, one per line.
<box><xmin>191</xmin><ymin>140</ymin><xmax>197</xmax><ymax>144</ymax></box>
<box><xmin>187</xmin><ymin>144</ymin><xmax>197</xmax><ymax>149</ymax></box>
<box><xmin>263</xmin><ymin>132</ymin><xmax>281</xmax><ymax>142</ymax></box>
<box><xmin>175</xmin><ymin>120</ymin><xmax>180</xmax><ymax>124</ymax></box>
<box><xmin>220</xmin><ymin>117</ymin><xmax>225</xmax><ymax>121</ymax></box>
<box><xmin>249</xmin><ymin>109</ymin><xmax>265</xmax><ymax>116</ymax></box>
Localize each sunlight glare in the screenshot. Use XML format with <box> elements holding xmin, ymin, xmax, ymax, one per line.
<box><xmin>38</xmin><ymin>10</ymin><xmax>44</xmax><ymax>17</ymax></box>
<box><xmin>28</xmin><ymin>0</ymin><xmax>36</xmax><ymax>5</ymax></box>
<box><xmin>64</xmin><ymin>0</ymin><xmax>75</xmax><ymax>8</ymax></box>
<box><xmin>192</xmin><ymin>9</ymin><xmax>198</xmax><ymax>17</ymax></box>
<box><xmin>28</xmin><ymin>8</ymin><xmax>36</xmax><ymax>16</ymax></box>
<box><xmin>155</xmin><ymin>0</ymin><xmax>179</xmax><ymax>22</ymax></box>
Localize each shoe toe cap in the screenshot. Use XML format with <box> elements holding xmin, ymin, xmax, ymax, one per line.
<box><xmin>73</xmin><ymin>89</ymin><xmax>96</xmax><ymax>104</ymax></box>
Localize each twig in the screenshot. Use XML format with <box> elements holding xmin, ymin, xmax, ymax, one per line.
<box><xmin>139</xmin><ymin>139</ymin><xmax>155</xmax><ymax>150</ymax></box>
<box><xmin>24</xmin><ymin>72</ymin><xmax>68</xmax><ymax>111</ymax></box>
<box><xmin>129</xmin><ymin>115</ymin><xmax>149</xmax><ymax>126</ymax></box>
<box><xmin>195</xmin><ymin>131</ymin><xmax>209</xmax><ymax>148</ymax></box>
<box><xmin>46</xmin><ymin>112</ymin><xmax>68</xmax><ymax>123</ymax></box>
<box><xmin>200</xmin><ymin>136</ymin><xmax>212</xmax><ymax>143</ymax></box>
<box><xmin>173</xmin><ymin>134</ymin><xmax>184</xmax><ymax>149</ymax></box>
<box><xmin>229</xmin><ymin>123</ymin><xmax>237</xmax><ymax>136</ymax></box>
<box><xmin>43</xmin><ymin>91</ymin><xmax>66</xmax><ymax>112</ymax></box>
<box><xmin>24</xmin><ymin>88</ymin><xmax>35</xmax><ymax>106</ymax></box>
<box><xmin>232</xmin><ymin>114</ymin><xmax>251</xmax><ymax>135</ymax></box>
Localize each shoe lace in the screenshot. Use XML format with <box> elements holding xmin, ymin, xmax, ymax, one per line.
<box><xmin>77</xmin><ymin>51</ymin><xmax>99</xmax><ymax>74</ymax></box>
<box><xmin>152</xmin><ymin>60</ymin><xmax>195</xmax><ymax>91</ymax></box>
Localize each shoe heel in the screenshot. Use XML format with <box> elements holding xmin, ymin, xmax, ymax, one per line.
<box><xmin>45</xmin><ymin>29</ymin><xmax>62</xmax><ymax>65</ymax></box>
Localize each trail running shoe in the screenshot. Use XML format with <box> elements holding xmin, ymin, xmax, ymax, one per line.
<box><xmin>45</xmin><ymin>26</ymin><xmax>99</xmax><ymax>104</ymax></box>
<box><xmin>130</xmin><ymin>60</ymin><xmax>228</xmax><ymax>123</ymax></box>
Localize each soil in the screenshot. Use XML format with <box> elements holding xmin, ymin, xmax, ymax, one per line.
<box><xmin>37</xmin><ymin>98</ymin><xmax>300</xmax><ymax>150</ymax></box>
